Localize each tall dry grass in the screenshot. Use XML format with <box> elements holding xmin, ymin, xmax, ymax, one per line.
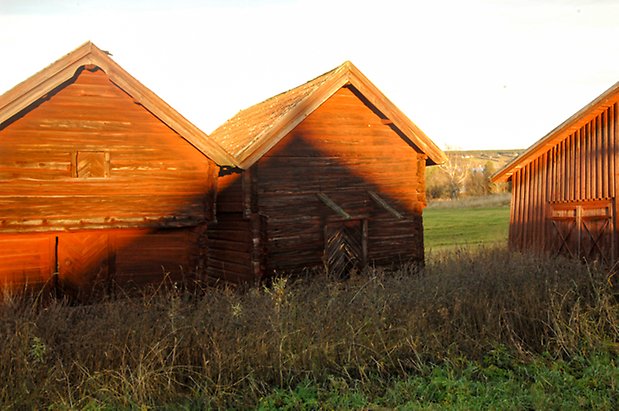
<box><xmin>0</xmin><ymin>246</ymin><xmax>617</xmax><ymax>408</ymax></box>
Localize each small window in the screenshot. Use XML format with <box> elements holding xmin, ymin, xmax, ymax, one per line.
<box><xmin>73</xmin><ymin>151</ymin><xmax>110</xmax><ymax>178</ymax></box>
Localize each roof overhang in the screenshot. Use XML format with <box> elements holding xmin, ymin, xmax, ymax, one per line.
<box><xmin>0</xmin><ymin>41</ymin><xmax>237</xmax><ymax>167</ymax></box>
<box><xmin>492</xmin><ymin>81</ymin><xmax>619</xmax><ymax>183</ymax></box>
<box><xmin>213</xmin><ymin>61</ymin><xmax>446</xmax><ymax>170</ymax></box>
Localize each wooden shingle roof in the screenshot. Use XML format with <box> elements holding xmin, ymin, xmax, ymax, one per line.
<box><xmin>0</xmin><ymin>41</ymin><xmax>236</xmax><ymax>166</ymax></box>
<box><xmin>492</xmin><ymin>81</ymin><xmax>619</xmax><ymax>183</ymax></box>
<box><xmin>210</xmin><ymin>61</ymin><xmax>446</xmax><ymax>169</ymax></box>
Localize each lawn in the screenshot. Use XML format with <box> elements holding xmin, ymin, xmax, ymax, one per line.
<box><xmin>424</xmin><ymin>196</ymin><xmax>511</xmax><ymax>249</ymax></box>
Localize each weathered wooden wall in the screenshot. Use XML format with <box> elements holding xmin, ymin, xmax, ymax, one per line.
<box><xmin>207</xmin><ymin>213</ymin><xmax>253</xmax><ymax>283</ymax></box>
<box><xmin>210</xmin><ymin>86</ymin><xmax>427</xmax><ymax>282</ymax></box>
<box><xmin>0</xmin><ymin>66</ymin><xmax>217</xmax><ymax>293</ymax></box>
<box><xmin>509</xmin><ymin>102</ymin><xmax>618</xmax><ymax>261</ymax></box>
<box><xmin>0</xmin><ymin>233</ymin><xmax>54</xmax><ymax>291</ymax></box>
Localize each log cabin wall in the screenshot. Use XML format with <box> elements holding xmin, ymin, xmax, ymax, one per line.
<box><xmin>209</xmin><ymin>86</ymin><xmax>428</xmax><ymax>282</ymax></box>
<box><xmin>0</xmin><ymin>66</ymin><xmax>218</xmax><ymax>293</ymax></box>
<box><xmin>508</xmin><ymin>102</ymin><xmax>618</xmax><ymax>261</ymax></box>
<box><xmin>207</xmin><ymin>174</ymin><xmax>256</xmax><ymax>283</ymax></box>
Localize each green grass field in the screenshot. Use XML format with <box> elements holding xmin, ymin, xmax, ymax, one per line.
<box><xmin>424</xmin><ymin>195</ymin><xmax>511</xmax><ymax>249</ymax></box>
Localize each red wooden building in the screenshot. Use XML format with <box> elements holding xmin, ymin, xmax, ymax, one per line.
<box><xmin>0</xmin><ymin>42</ymin><xmax>235</xmax><ymax>295</ymax></box>
<box><xmin>208</xmin><ymin>62</ymin><xmax>446</xmax><ymax>282</ymax></box>
<box><xmin>493</xmin><ymin>82</ymin><xmax>619</xmax><ymax>263</ymax></box>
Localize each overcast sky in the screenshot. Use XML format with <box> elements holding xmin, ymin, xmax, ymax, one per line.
<box><xmin>1</xmin><ymin>0</ymin><xmax>617</xmax><ymax>150</ymax></box>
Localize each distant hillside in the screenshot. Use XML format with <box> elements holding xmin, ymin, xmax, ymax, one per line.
<box><xmin>426</xmin><ymin>149</ymin><xmax>524</xmax><ymax>199</ymax></box>
<box><xmin>443</xmin><ymin>149</ymin><xmax>524</xmax><ymax>170</ymax></box>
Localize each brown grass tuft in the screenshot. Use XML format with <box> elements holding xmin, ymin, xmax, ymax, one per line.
<box><xmin>0</xmin><ymin>246</ymin><xmax>616</xmax><ymax>408</ymax></box>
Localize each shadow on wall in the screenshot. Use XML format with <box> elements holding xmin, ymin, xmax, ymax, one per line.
<box><xmin>212</xmin><ymin>87</ymin><xmax>429</xmax><ymax>282</ymax></box>
<box><xmin>0</xmin><ymin>67</ymin><xmax>217</xmax><ymax>301</ymax></box>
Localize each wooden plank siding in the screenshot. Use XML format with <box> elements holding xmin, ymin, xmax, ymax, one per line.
<box><xmin>0</xmin><ymin>66</ymin><xmax>218</xmax><ymax>294</ymax></box>
<box><xmin>207</xmin><ymin>213</ymin><xmax>254</xmax><ymax>283</ymax></box>
<box><xmin>209</xmin><ymin>86</ymin><xmax>432</xmax><ymax>282</ymax></box>
<box><xmin>505</xmin><ymin>102</ymin><xmax>618</xmax><ymax>259</ymax></box>
<box><xmin>259</xmin><ymin>87</ymin><xmax>425</xmax><ymax>273</ymax></box>
<box><xmin>0</xmin><ymin>68</ymin><xmax>217</xmax><ymax>231</ymax></box>
<box><xmin>0</xmin><ymin>233</ymin><xmax>55</xmax><ymax>291</ymax></box>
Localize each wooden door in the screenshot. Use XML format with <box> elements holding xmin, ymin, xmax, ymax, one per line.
<box><xmin>324</xmin><ymin>220</ymin><xmax>367</xmax><ymax>278</ymax></box>
<box><xmin>57</xmin><ymin>231</ymin><xmax>111</xmax><ymax>296</ymax></box>
<box><xmin>548</xmin><ymin>200</ymin><xmax>614</xmax><ymax>264</ymax></box>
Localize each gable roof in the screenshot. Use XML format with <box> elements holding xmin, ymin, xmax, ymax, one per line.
<box><xmin>0</xmin><ymin>41</ymin><xmax>236</xmax><ymax>166</ymax></box>
<box><xmin>492</xmin><ymin>81</ymin><xmax>619</xmax><ymax>183</ymax></box>
<box><xmin>210</xmin><ymin>61</ymin><xmax>446</xmax><ymax>169</ymax></box>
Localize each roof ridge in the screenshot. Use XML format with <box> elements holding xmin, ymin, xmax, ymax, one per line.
<box><xmin>210</xmin><ymin>60</ymin><xmax>446</xmax><ymax>169</ymax></box>
<box><xmin>221</xmin><ymin>61</ymin><xmax>350</xmax><ymax>123</ymax></box>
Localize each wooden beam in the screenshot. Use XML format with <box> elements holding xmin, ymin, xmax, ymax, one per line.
<box><xmin>368</xmin><ymin>190</ymin><xmax>403</xmax><ymax>219</ymax></box>
<box><xmin>316</xmin><ymin>192</ymin><xmax>351</xmax><ymax>219</ymax></box>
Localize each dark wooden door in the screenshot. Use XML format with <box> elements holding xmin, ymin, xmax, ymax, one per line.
<box><xmin>324</xmin><ymin>220</ymin><xmax>366</xmax><ymax>278</ymax></box>
<box><xmin>57</xmin><ymin>232</ymin><xmax>110</xmax><ymax>296</ymax></box>
<box><xmin>548</xmin><ymin>200</ymin><xmax>614</xmax><ymax>264</ymax></box>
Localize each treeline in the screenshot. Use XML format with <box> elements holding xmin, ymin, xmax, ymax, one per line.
<box><xmin>426</xmin><ymin>151</ymin><xmax>517</xmax><ymax>200</ymax></box>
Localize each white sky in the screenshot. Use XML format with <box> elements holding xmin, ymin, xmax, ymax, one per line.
<box><xmin>0</xmin><ymin>0</ymin><xmax>618</xmax><ymax>150</ymax></box>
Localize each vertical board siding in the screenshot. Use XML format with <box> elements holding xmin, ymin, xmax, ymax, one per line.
<box><xmin>509</xmin><ymin>102</ymin><xmax>618</xmax><ymax>255</ymax></box>
<box><xmin>614</xmin><ymin>103</ymin><xmax>619</xmax><ymax>256</ymax></box>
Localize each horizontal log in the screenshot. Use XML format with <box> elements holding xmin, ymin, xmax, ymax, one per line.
<box><xmin>208</xmin><ymin>229</ymin><xmax>253</xmax><ymax>242</ymax></box>
<box><xmin>0</xmin><ymin>181</ymin><xmax>212</xmax><ymax>196</ymax></box>
<box><xmin>208</xmin><ymin>239</ymin><xmax>251</xmax><ymax>252</ymax></box>
<box><xmin>207</xmin><ymin>258</ymin><xmax>252</xmax><ymax>276</ymax></box>
<box><xmin>208</xmin><ymin>218</ymin><xmax>250</xmax><ymax>231</ymax></box>
<box><xmin>208</xmin><ymin>248</ymin><xmax>251</xmax><ymax>263</ymax></box>
<box><xmin>0</xmin><ymin>218</ymin><xmax>205</xmax><ymax>233</ymax></box>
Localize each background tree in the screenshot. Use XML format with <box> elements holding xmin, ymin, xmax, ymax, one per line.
<box><xmin>440</xmin><ymin>151</ymin><xmax>469</xmax><ymax>199</ymax></box>
<box><xmin>425</xmin><ymin>166</ymin><xmax>449</xmax><ymax>199</ymax></box>
<box><xmin>465</xmin><ymin>161</ymin><xmax>497</xmax><ymax>196</ymax></box>
<box><xmin>425</xmin><ymin>150</ymin><xmax>518</xmax><ymax>200</ymax></box>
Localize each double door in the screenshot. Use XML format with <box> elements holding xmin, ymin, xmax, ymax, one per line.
<box><xmin>0</xmin><ymin>228</ymin><xmax>196</xmax><ymax>297</ymax></box>
<box><xmin>548</xmin><ymin>200</ymin><xmax>614</xmax><ymax>264</ymax></box>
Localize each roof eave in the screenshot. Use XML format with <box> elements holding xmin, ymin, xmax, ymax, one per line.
<box><xmin>0</xmin><ymin>41</ymin><xmax>97</xmax><ymax>123</ymax></box>
<box><xmin>345</xmin><ymin>63</ymin><xmax>447</xmax><ymax>166</ymax></box>
<box><xmin>100</xmin><ymin>58</ymin><xmax>238</xmax><ymax>166</ymax></box>
<box><xmin>491</xmin><ymin>167</ymin><xmax>514</xmax><ymax>183</ymax></box>
<box><xmin>0</xmin><ymin>41</ymin><xmax>237</xmax><ymax>167</ymax></box>
<box><xmin>214</xmin><ymin>61</ymin><xmax>446</xmax><ymax>169</ymax></box>
<box><xmin>492</xmin><ymin>81</ymin><xmax>619</xmax><ymax>184</ymax></box>
<box><xmin>234</xmin><ymin>71</ymin><xmax>351</xmax><ymax>169</ymax></box>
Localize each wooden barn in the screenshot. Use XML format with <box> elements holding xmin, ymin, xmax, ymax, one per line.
<box><xmin>493</xmin><ymin>82</ymin><xmax>619</xmax><ymax>263</ymax></box>
<box><xmin>0</xmin><ymin>42</ymin><xmax>235</xmax><ymax>296</ymax></box>
<box><xmin>208</xmin><ymin>61</ymin><xmax>446</xmax><ymax>283</ymax></box>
